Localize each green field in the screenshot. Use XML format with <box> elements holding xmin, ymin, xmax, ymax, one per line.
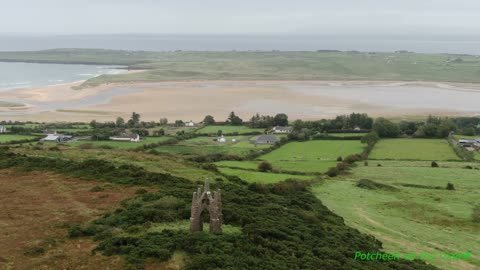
<box><xmin>259</xmin><ymin>140</ymin><xmax>364</xmax><ymax>173</ymax></box>
<box><xmin>0</xmin><ymin>134</ymin><xmax>38</xmax><ymax>143</ymax></box>
<box><xmin>155</xmin><ymin>135</ymin><xmax>270</xmax><ymax>157</ymax></box>
<box><xmin>59</xmin><ymin>136</ymin><xmax>172</xmax><ymax>149</ymax></box>
<box><xmin>369</xmin><ymin>139</ymin><xmax>460</xmax><ymax>161</ymax></box>
<box><xmin>312</xmin><ymin>160</ymin><xmax>480</xmax><ymax>270</ymax></box>
<box><xmin>195</xmin><ymin>125</ymin><xmax>264</xmax><ymax>135</ymax></box>
<box><xmin>3</xmin><ymin>50</ymin><xmax>480</xmax><ymax>88</ymax></box>
<box><xmin>215</xmin><ymin>160</ymin><xmax>261</xmax><ymax>170</ymax></box>
<box><xmin>218</xmin><ymin>167</ymin><xmax>312</xmax><ymax>183</ymax></box>
<box><xmin>327</xmin><ymin>133</ymin><xmax>367</xmax><ymax>137</ymax></box>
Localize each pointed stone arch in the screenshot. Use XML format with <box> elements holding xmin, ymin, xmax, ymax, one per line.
<box><xmin>189</xmin><ymin>180</ymin><xmax>222</xmax><ymax>234</ymax></box>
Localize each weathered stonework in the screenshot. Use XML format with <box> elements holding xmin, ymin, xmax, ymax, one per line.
<box><xmin>190</xmin><ymin>180</ymin><xmax>222</xmax><ymax>234</ymax></box>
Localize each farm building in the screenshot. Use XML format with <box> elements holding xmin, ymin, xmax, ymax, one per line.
<box><xmin>458</xmin><ymin>139</ymin><xmax>478</xmax><ymax>148</ymax></box>
<box><xmin>217</xmin><ymin>135</ymin><xmax>226</xmax><ymax>143</ymax></box>
<box><xmin>185</xmin><ymin>121</ymin><xmax>195</xmax><ymax>127</ymax></box>
<box><xmin>0</xmin><ymin>125</ymin><xmax>6</xmax><ymax>133</ymax></box>
<box><xmin>272</xmin><ymin>126</ymin><xmax>293</xmax><ymax>134</ymax></box>
<box><xmin>255</xmin><ymin>135</ymin><xmax>279</xmax><ymax>145</ymax></box>
<box><xmin>40</xmin><ymin>133</ymin><xmax>73</xmax><ymax>143</ymax></box>
<box><xmin>109</xmin><ymin>133</ymin><xmax>140</xmax><ymax>142</ymax></box>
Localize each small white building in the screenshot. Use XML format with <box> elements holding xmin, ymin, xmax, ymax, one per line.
<box><xmin>185</xmin><ymin>121</ymin><xmax>195</xmax><ymax>127</ymax></box>
<box><xmin>109</xmin><ymin>133</ymin><xmax>140</xmax><ymax>142</ymax></box>
<box><xmin>217</xmin><ymin>135</ymin><xmax>226</xmax><ymax>143</ymax></box>
<box><xmin>272</xmin><ymin>126</ymin><xmax>293</xmax><ymax>134</ymax></box>
<box><xmin>0</xmin><ymin>125</ymin><xmax>6</xmax><ymax>133</ymax></box>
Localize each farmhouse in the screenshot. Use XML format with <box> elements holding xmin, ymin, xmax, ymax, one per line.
<box><xmin>272</xmin><ymin>126</ymin><xmax>293</xmax><ymax>134</ymax></box>
<box><xmin>0</xmin><ymin>125</ymin><xmax>6</xmax><ymax>133</ymax></box>
<box><xmin>185</xmin><ymin>121</ymin><xmax>195</xmax><ymax>127</ymax></box>
<box><xmin>255</xmin><ymin>135</ymin><xmax>279</xmax><ymax>145</ymax></box>
<box><xmin>40</xmin><ymin>133</ymin><xmax>73</xmax><ymax>143</ymax></box>
<box><xmin>109</xmin><ymin>133</ymin><xmax>140</xmax><ymax>142</ymax></box>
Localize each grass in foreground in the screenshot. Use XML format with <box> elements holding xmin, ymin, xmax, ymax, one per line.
<box><xmin>369</xmin><ymin>138</ymin><xmax>460</xmax><ymax>161</ymax></box>
<box><xmin>313</xmin><ymin>160</ymin><xmax>480</xmax><ymax>270</ymax></box>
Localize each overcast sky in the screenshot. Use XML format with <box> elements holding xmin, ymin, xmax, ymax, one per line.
<box><xmin>2</xmin><ymin>0</ymin><xmax>479</xmax><ymax>36</ymax></box>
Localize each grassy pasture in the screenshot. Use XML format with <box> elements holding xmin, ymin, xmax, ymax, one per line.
<box><xmin>57</xmin><ymin>137</ymin><xmax>172</xmax><ymax>149</ymax></box>
<box><xmin>218</xmin><ymin>167</ymin><xmax>312</xmax><ymax>183</ymax></box>
<box><xmin>195</xmin><ymin>125</ymin><xmax>264</xmax><ymax>135</ymax></box>
<box><xmin>155</xmin><ymin>135</ymin><xmax>269</xmax><ymax>157</ymax></box>
<box><xmin>312</xmin><ymin>161</ymin><xmax>480</xmax><ymax>270</ymax></box>
<box><xmin>215</xmin><ymin>161</ymin><xmax>260</xmax><ymax>170</ymax></box>
<box><xmin>259</xmin><ymin>140</ymin><xmax>364</xmax><ymax>173</ymax></box>
<box><xmin>0</xmin><ymin>134</ymin><xmax>38</xmax><ymax>143</ymax></box>
<box><xmin>327</xmin><ymin>133</ymin><xmax>367</xmax><ymax>137</ymax></box>
<box><xmin>369</xmin><ymin>139</ymin><xmax>460</xmax><ymax>161</ymax></box>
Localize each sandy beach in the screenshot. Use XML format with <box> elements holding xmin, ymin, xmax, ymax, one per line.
<box><xmin>1</xmin><ymin>79</ymin><xmax>480</xmax><ymax>122</ymax></box>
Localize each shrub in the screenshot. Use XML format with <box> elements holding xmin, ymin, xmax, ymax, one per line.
<box><xmin>23</xmin><ymin>246</ymin><xmax>45</xmax><ymax>256</ymax></box>
<box><xmin>201</xmin><ymin>163</ymin><xmax>219</xmax><ymax>172</ymax></box>
<box><xmin>364</xmin><ymin>161</ymin><xmax>369</xmax><ymax>166</ymax></box>
<box><xmin>135</xmin><ymin>188</ymin><xmax>148</xmax><ymax>195</ymax></box>
<box><xmin>258</xmin><ymin>161</ymin><xmax>273</xmax><ymax>172</ymax></box>
<box><xmin>431</xmin><ymin>161</ymin><xmax>439</xmax><ymax>168</ymax></box>
<box><xmin>336</xmin><ymin>156</ymin><xmax>343</xmax><ymax>161</ymax></box>
<box><xmin>79</xmin><ymin>143</ymin><xmax>93</xmax><ymax>150</ymax></box>
<box><xmin>446</xmin><ymin>183</ymin><xmax>455</xmax><ymax>190</ymax></box>
<box><xmin>49</xmin><ymin>146</ymin><xmax>60</xmax><ymax>151</ymax></box>
<box><xmin>90</xmin><ymin>185</ymin><xmax>105</xmax><ymax>192</ymax></box>
<box><xmin>326</xmin><ymin>167</ymin><xmax>338</xmax><ymax>177</ymax></box>
<box><xmin>465</xmin><ymin>165</ymin><xmax>473</xmax><ymax>169</ymax></box>
<box><xmin>357</xmin><ymin>179</ymin><xmax>399</xmax><ymax>191</ymax></box>
<box><xmin>472</xmin><ymin>205</ymin><xmax>480</xmax><ymax>223</ymax></box>
<box><xmin>377</xmin><ymin>163</ymin><xmax>382</xmax><ymax>167</ymax></box>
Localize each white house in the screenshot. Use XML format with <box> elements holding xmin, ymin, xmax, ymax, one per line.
<box><xmin>109</xmin><ymin>133</ymin><xmax>140</xmax><ymax>142</ymax></box>
<box><xmin>217</xmin><ymin>135</ymin><xmax>226</xmax><ymax>143</ymax></box>
<box><xmin>185</xmin><ymin>121</ymin><xmax>195</xmax><ymax>127</ymax></box>
<box><xmin>40</xmin><ymin>133</ymin><xmax>73</xmax><ymax>143</ymax></box>
<box><xmin>0</xmin><ymin>125</ymin><xmax>6</xmax><ymax>133</ymax></box>
<box><xmin>272</xmin><ymin>126</ymin><xmax>293</xmax><ymax>134</ymax></box>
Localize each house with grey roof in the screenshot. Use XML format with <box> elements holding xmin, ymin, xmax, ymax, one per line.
<box><xmin>272</xmin><ymin>126</ymin><xmax>293</xmax><ymax>134</ymax></box>
<box><xmin>255</xmin><ymin>135</ymin><xmax>279</xmax><ymax>145</ymax></box>
<box><xmin>40</xmin><ymin>133</ymin><xmax>73</xmax><ymax>143</ymax></box>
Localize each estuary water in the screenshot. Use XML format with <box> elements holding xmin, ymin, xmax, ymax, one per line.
<box><xmin>0</xmin><ymin>62</ymin><xmax>126</xmax><ymax>91</ymax></box>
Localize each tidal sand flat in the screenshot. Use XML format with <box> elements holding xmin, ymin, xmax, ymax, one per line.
<box><xmin>1</xmin><ymin>80</ymin><xmax>480</xmax><ymax>121</ymax></box>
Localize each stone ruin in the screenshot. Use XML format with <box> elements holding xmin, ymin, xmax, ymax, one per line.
<box><xmin>189</xmin><ymin>180</ymin><xmax>223</xmax><ymax>234</ymax></box>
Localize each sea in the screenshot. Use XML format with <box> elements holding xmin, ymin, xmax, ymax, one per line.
<box><xmin>0</xmin><ymin>62</ymin><xmax>126</xmax><ymax>91</ymax></box>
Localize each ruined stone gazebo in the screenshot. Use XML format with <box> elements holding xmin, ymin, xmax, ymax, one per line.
<box><xmin>189</xmin><ymin>180</ymin><xmax>222</xmax><ymax>234</ymax></box>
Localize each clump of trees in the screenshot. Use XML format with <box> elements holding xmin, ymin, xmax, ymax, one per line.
<box><xmin>203</xmin><ymin>115</ymin><xmax>215</xmax><ymax>125</ymax></box>
<box><xmin>227</xmin><ymin>111</ymin><xmax>243</xmax><ymax>126</ymax></box>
